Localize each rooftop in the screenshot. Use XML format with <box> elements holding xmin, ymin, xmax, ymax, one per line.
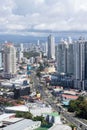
<box><xmin>49</xmin><ymin>124</ymin><xmax>72</xmax><ymax>130</ymax></box>
<box><xmin>47</xmin><ymin>112</ymin><xmax>60</xmax><ymax>117</ymax></box>
<box><xmin>63</xmin><ymin>90</ymin><xmax>78</xmax><ymax>95</ymax></box>
<box><xmin>5</xmin><ymin>105</ymin><xmax>29</xmax><ymax>112</ymax></box>
<box><xmin>3</xmin><ymin>119</ymin><xmax>41</xmax><ymax>130</ymax></box>
<box><xmin>5</xmin><ymin>103</ymin><xmax>52</xmax><ymax>116</ymax></box>
<box><xmin>62</xmin><ymin>94</ymin><xmax>78</xmax><ymax>100</ymax></box>
<box><xmin>0</xmin><ymin>113</ymin><xmax>15</xmax><ymax>122</ymax></box>
<box><xmin>3</xmin><ymin>117</ymin><xmax>23</xmax><ymax>123</ymax></box>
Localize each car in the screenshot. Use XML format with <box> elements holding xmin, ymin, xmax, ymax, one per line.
<box><xmin>79</xmin><ymin>124</ymin><xmax>82</xmax><ymax>127</ymax></box>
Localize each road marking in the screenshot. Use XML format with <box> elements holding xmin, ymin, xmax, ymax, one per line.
<box><xmin>75</xmin><ymin>118</ymin><xmax>87</xmax><ymax>127</ymax></box>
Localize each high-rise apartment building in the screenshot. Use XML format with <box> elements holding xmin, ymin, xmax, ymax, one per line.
<box><xmin>47</xmin><ymin>35</ymin><xmax>55</xmax><ymax>60</ymax></box>
<box><xmin>45</xmin><ymin>42</ymin><xmax>48</xmax><ymax>56</ymax></box>
<box><xmin>42</xmin><ymin>42</ymin><xmax>48</xmax><ymax>56</ymax></box>
<box><xmin>57</xmin><ymin>40</ymin><xmax>74</xmax><ymax>75</ymax></box>
<box><xmin>57</xmin><ymin>41</ymin><xmax>67</xmax><ymax>74</ymax></box>
<box><xmin>3</xmin><ymin>43</ymin><xmax>16</xmax><ymax>78</ymax></box>
<box><xmin>67</xmin><ymin>43</ymin><xmax>74</xmax><ymax>74</ymax></box>
<box><xmin>0</xmin><ymin>52</ymin><xmax>2</xmax><ymax>68</ymax></box>
<box><xmin>74</xmin><ymin>38</ymin><xmax>87</xmax><ymax>90</ymax></box>
<box><xmin>17</xmin><ymin>44</ymin><xmax>24</xmax><ymax>63</ymax></box>
<box><xmin>20</xmin><ymin>43</ymin><xmax>24</xmax><ymax>52</ymax></box>
<box><xmin>18</xmin><ymin>51</ymin><xmax>23</xmax><ymax>63</ymax></box>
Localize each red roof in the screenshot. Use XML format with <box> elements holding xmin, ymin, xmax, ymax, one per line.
<box><xmin>62</xmin><ymin>94</ymin><xmax>78</xmax><ymax>100</ymax></box>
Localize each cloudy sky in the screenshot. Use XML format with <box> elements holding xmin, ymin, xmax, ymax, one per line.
<box><xmin>0</xmin><ymin>0</ymin><xmax>87</xmax><ymax>35</ymax></box>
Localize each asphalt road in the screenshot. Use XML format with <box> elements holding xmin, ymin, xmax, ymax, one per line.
<box><xmin>32</xmin><ymin>72</ymin><xmax>87</xmax><ymax>130</ymax></box>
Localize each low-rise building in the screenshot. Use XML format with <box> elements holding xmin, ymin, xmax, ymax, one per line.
<box><xmin>0</xmin><ymin>113</ymin><xmax>15</xmax><ymax>126</ymax></box>
<box><xmin>44</xmin><ymin>112</ymin><xmax>62</xmax><ymax>124</ymax></box>
<box><xmin>49</xmin><ymin>124</ymin><xmax>72</xmax><ymax>130</ymax></box>
<box><xmin>5</xmin><ymin>103</ymin><xmax>52</xmax><ymax>116</ymax></box>
<box><xmin>44</xmin><ymin>66</ymin><xmax>56</xmax><ymax>74</ymax></box>
<box><xmin>3</xmin><ymin>119</ymin><xmax>41</xmax><ymax>130</ymax></box>
<box><xmin>62</xmin><ymin>94</ymin><xmax>78</xmax><ymax>100</ymax></box>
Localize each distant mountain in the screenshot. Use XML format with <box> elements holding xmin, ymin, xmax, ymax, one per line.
<box><xmin>0</xmin><ymin>34</ymin><xmax>47</xmax><ymax>44</ymax></box>
<box><xmin>0</xmin><ymin>31</ymin><xmax>87</xmax><ymax>44</ymax></box>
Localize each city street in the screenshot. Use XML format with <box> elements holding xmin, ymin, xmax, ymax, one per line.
<box><xmin>31</xmin><ymin>71</ymin><xmax>87</xmax><ymax>130</ymax></box>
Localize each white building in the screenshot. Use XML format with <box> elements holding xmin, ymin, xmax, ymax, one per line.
<box><xmin>3</xmin><ymin>43</ymin><xmax>16</xmax><ymax>78</ymax></box>
<box><xmin>44</xmin><ymin>112</ymin><xmax>62</xmax><ymax>125</ymax></box>
<box><xmin>44</xmin><ymin>42</ymin><xmax>48</xmax><ymax>56</ymax></box>
<box><xmin>17</xmin><ymin>44</ymin><xmax>24</xmax><ymax>63</ymax></box>
<box><xmin>1</xmin><ymin>74</ymin><xmax>29</xmax><ymax>87</ymax></box>
<box><xmin>0</xmin><ymin>113</ymin><xmax>15</xmax><ymax>126</ymax></box>
<box><xmin>18</xmin><ymin>50</ymin><xmax>23</xmax><ymax>63</ymax></box>
<box><xmin>29</xmin><ymin>57</ymin><xmax>35</xmax><ymax>64</ymax></box>
<box><xmin>47</xmin><ymin>35</ymin><xmax>55</xmax><ymax>60</ymax></box>
<box><xmin>49</xmin><ymin>124</ymin><xmax>72</xmax><ymax>130</ymax></box>
<box><xmin>20</xmin><ymin>43</ymin><xmax>24</xmax><ymax>52</ymax></box>
<box><xmin>0</xmin><ymin>51</ymin><xmax>2</xmax><ymax>68</ymax></box>
<box><xmin>3</xmin><ymin>119</ymin><xmax>41</xmax><ymax>130</ymax></box>
<box><xmin>5</xmin><ymin>103</ymin><xmax>52</xmax><ymax>116</ymax></box>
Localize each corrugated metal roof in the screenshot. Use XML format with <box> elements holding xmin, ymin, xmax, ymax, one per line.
<box><xmin>3</xmin><ymin>117</ymin><xmax>23</xmax><ymax>123</ymax></box>
<box><xmin>0</xmin><ymin>113</ymin><xmax>15</xmax><ymax>122</ymax></box>
<box><xmin>5</xmin><ymin>105</ymin><xmax>29</xmax><ymax>112</ymax></box>
<box><xmin>3</xmin><ymin>119</ymin><xmax>41</xmax><ymax>130</ymax></box>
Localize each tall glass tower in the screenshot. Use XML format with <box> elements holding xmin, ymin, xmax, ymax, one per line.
<box><xmin>47</xmin><ymin>35</ymin><xmax>55</xmax><ymax>60</ymax></box>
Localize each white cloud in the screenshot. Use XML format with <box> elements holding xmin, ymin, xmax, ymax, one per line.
<box><xmin>0</xmin><ymin>0</ymin><xmax>87</xmax><ymax>35</ymax></box>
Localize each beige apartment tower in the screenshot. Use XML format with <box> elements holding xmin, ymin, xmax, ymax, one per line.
<box><xmin>3</xmin><ymin>43</ymin><xmax>16</xmax><ymax>78</ymax></box>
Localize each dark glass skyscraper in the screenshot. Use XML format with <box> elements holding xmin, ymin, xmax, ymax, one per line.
<box><xmin>47</xmin><ymin>35</ymin><xmax>55</xmax><ymax>60</ymax></box>
<box><xmin>74</xmin><ymin>38</ymin><xmax>87</xmax><ymax>90</ymax></box>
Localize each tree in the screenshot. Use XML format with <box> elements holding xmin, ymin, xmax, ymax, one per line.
<box><xmin>68</xmin><ymin>96</ymin><xmax>87</xmax><ymax>119</ymax></box>
<box><xmin>16</xmin><ymin>111</ymin><xmax>33</xmax><ymax>119</ymax></box>
<box><xmin>33</xmin><ymin>115</ymin><xmax>44</xmax><ymax>122</ymax></box>
<box><xmin>77</xmin><ymin>96</ymin><xmax>84</xmax><ymax>102</ymax></box>
<box><xmin>76</xmin><ymin>100</ymin><xmax>87</xmax><ymax>119</ymax></box>
<box><xmin>69</xmin><ymin>123</ymin><xmax>77</xmax><ymax>130</ymax></box>
<box><xmin>33</xmin><ymin>116</ymin><xmax>52</xmax><ymax>127</ymax></box>
<box><xmin>68</xmin><ymin>100</ymin><xmax>77</xmax><ymax>112</ymax></box>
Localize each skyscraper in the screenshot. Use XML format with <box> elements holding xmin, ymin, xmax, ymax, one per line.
<box><xmin>20</xmin><ymin>43</ymin><xmax>24</xmax><ymax>52</ymax></box>
<box><xmin>17</xmin><ymin>44</ymin><xmax>24</xmax><ymax>63</ymax></box>
<box><xmin>47</xmin><ymin>35</ymin><xmax>55</xmax><ymax>60</ymax></box>
<box><xmin>57</xmin><ymin>39</ymin><xmax>74</xmax><ymax>75</ymax></box>
<box><xmin>74</xmin><ymin>38</ymin><xmax>87</xmax><ymax>90</ymax></box>
<box><xmin>42</xmin><ymin>42</ymin><xmax>48</xmax><ymax>56</ymax></box>
<box><xmin>18</xmin><ymin>50</ymin><xmax>23</xmax><ymax>63</ymax></box>
<box><xmin>0</xmin><ymin>52</ymin><xmax>2</xmax><ymax>68</ymax></box>
<box><xmin>57</xmin><ymin>41</ymin><xmax>67</xmax><ymax>74</ymax></box>
<box><xmin>3</xmin><ymin>43</ymin><xmax>16</xmax><ymax>78</ymax></box>
<box><xmin>67</xmin><ymin>43</ymin><xmax>74</xmax><ymax>74</ymax></box>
